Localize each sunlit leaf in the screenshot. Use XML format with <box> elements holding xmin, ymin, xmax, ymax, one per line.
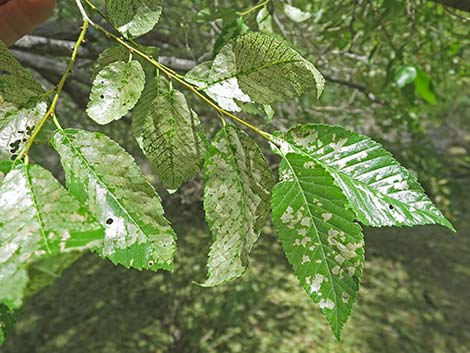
<box><xmin>87</xmin><ymin>60</ymin><xmax>145</xmax><ymax>125</ymax></box>
<box><xmin>283</xmin><ymin>4</ymin><xmax>312</xmax><ymax>23</ymax></box>
<box><xmin>394</xmin><ymin>65</ymin><xmax>417</xmax><ymax>88</ymax></box>
<box><xmin>275</xmin><ymin>124</ymin><xmax>454</xmax><ymax>230</ymax></box>
<box><xmin>106</xmin><ymin>0</ymin><xmax>162</xmax><ymax>38</ymax></box>
<box><xmin>0</xmin><ymin>163</ymin><xmax>104</xmax><ymax>309</ymax></box>
<box><xmin>52</xmin><ymin>129</ymin><xmax>177</xmax><ymax>271</ymax></box>
<box><xmin>272</xmin><ymin>151</ymin><xmax>364</xmax><ymax>339</ymax></box>
<box><xmin>185</xmin><ymin>32</ymin><xmax>325</xmax><ymax>112</ymax></box>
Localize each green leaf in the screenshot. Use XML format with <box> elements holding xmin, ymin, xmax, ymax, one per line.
<box><xmin>394</xmin><ymin>65</ymin><xmax>417</xmax><ymax>88</ymax></box>
<box><xmin>0</xmin><ymin>304</ymin><xmax>16</xmax><ymax>347</ymax></box>
<box><xmin>256</xmin><ymin>7</ymin><xmax>274</xmax><ymax>33</ymax></box>
<box><xmin>415</xmin><ymin>68</ymin><xmax>436</xmax><ymax>105</ymax></box>
<box><xmin>51</xmin><ymin>129</ymin><xmax>177</xmax><ymax>271</ymax></box>
<box><xmin>0</xmin><ymin>163</ymin><xmax>104</xmax><ymax>309</ymax></box>
<box><xmin>105</xmin><ymin>0</ymin><xmax>162</xmax><ymax>38</ymax></box>
<box><xmin>185</xmin><ymin>32</ymin><xmax>325</xmax><ymax>112</ymax></box>
<box><xmin>271</xmin><ymin>151</ymin><xmax>364</xmax><ymax>339</ymax></box>
<box><xmin>202</xmin><ymin>125</ymin><xmax>274</xmax><ymax>286</ymax></box>
<box><xmin>0</xmin><ymin>42</ymin><xmax>47</xmax><ymax>160</ymax></box>
<box><xmin>140</xmin><ymin>88</ymin><xmax>207</xmax><ymax>190</ymax></box>
<box><xmin>283</xmin><ymin>4</ymin><xmax>312</xmax><ymax>23</ymax></box>
<box><xmin>87</xmin><ymin>60</ymin><xmax>145</xmax><ymax>125</ymax></box>
<box><xmin>275</xmin><ymin>124</ymin><xmax>454</xmax><ymax>230</ymax></box>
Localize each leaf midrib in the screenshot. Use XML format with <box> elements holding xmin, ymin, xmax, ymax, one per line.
<box><xmin>281</xmin><ymin>153</ymin><xmax>340</xmax><ymax>332</ymax></box>
<box><xmin>23</xmin><ymin>166</ymin><xmax>52</xmax><ymax>255</ymax></box>
<box><xmin>58</xmin><ymin>130</ymin><xmax>149</xmax><ymax>244</ymax></box>
<box><xmin>289</xmin><ymin>142</ymin><xmax>443</xmax><ymax>224</ymax></box>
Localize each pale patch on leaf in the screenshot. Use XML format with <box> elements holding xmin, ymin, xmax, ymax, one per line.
<box><xmin>0</xmin><ymin>163</ymin><xmax>104</xmax><ymax>310</ymax></box>
<box><xmin>271</xmin><ymin>152</ymin><xmax>364</xmax><ymax>339</ymax></box>
<box><xmin>202</xmin><ymin>125</ymin><xmax>274</xmax><ymax>286</ymax></box>
<box><xmin>87</xmin><ymin>61</ymin><xmax>145</xmax><ymax>125</ymax></box>
<box><xmin>277</xmin><ymin>124</ymin><xmax>454</xmax><ymax>230</ymax></box>
<box><xmin>52</xmin><ymin>129</ymin><xmax>177</xmax><ymax>272</ymax></box>
<box><xmin>185</xmin><ymin>32</ymin><xmax>325</xmax><ymax>111</ymax></box>
<box><xmin>106</xmin><ymin>0</ymin><xmax>162</xmax><ymax>38</ymax></box>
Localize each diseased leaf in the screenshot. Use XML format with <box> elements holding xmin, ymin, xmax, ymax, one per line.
<box><xmin>131</xmin><ymin>48</ymin><xmax>161</xmax><ymax>145</ymax></box>
<box><xmin>87</xmin><ymin>60</ymin><xmax>145</xmax><ymax>125</ymax></box>
<box><xmin>0</xmin><ymin>100</ymin><xmax>47</xmax><ymax>160</ymax></box>
<box><xmin>185</xmin><ymin>32</ymin><xmax>325</xmax><ymax>112</ymax></box>
<box><xmin>90</xmin><ymin>46</ymin><xmax>129</xmax><ymax>82</ymax></box>
<box><xmin>202</xmin><ymin>125</ymin><xmax>274</xmax><ymax>286</ymax></box>
<box><xmin>0</xmin><ymin>42</ymin><xmax>47</xmax><ymax>160</ymax></box>
<box><xmin>0</xmin><ymin>42</ymin><xmax>44</xmax><ymax>106</ymax></box>
<box><xmin>51</xmin><ymin>129</ymin><xmax>177</xmax><ymax>271</ymax></box>
<box><xmin>271</xmin><ymin>151</ymin><xmax>364</xmax><ymax>339</ymax></box>
<box><xmin>141</xmin><ymin>88</ymin><xmax>206</xmax><ymax>190</ymax></box>
<box><xmin>0</xmin><ymin>163</ymin><xmax>104</xmax><ymax>310</ymax></box>
<box><xmin>213</xmin><ymin>18</ymin><xmax>250</xmax><ymax>56</ymax></box>
<box><xmin>275</xmin><ymin>124</ymin><xmax>454</xmax><ymax>230</ymax></box>
<box><xmin>106</xmin><ymin>0</ymin><xmax>162</xmax><ymax>38</ymax></box>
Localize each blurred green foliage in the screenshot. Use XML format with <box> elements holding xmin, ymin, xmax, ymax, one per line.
<box><xmin>2</xmin><ymin>0</ymin><xmax>469</xmax><ymax>351</ymax></box>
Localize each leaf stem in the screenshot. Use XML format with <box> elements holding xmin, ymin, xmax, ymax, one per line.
<box><xmin>76</xmin><ymin>0</ymin><xmax>276</xmax><ymax>145</ymax></box>
<box><xmin>16</xmin><ymin>20</ymin><xmax>89</xmax><ymax>161</ymax></box>
<box><xmin>237</xmin><ymin>0</ymin><xmax>271</xmax><ymax>17</ymax></box>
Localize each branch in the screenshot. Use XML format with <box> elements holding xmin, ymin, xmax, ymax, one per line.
<box><xmin>322</xmin><ymin>74</ymin><xmax>388</xmax><ymax>105</ymax></box>
<box><xmin>432</xmin><ymin>0</ymin><xmax>470</xmax><ymax>11</ymax></box>
<box><xmin>12</xmin><ymin>35</ymin><xmax>97</xmax><ymax>59</ymax></box>
<box><xmin>10</xmin><ymin>50</ymin><xmax>91</xmax><ymax>85</ymax></box>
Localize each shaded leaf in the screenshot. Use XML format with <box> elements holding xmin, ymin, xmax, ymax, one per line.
<box><xmin>141</xmin><ymin>88</ymin><xmax>206</xmax><ymax>190</ymax></box>
<box><xmin>202</xmin><ymin>125</ymin><xmax>274</xmax><ymax>286</ymax></box>
<box><xmin>0</xmin><ymin>42</ymin><xmax>47</xmax><ymax>160</ymax></box>
<box><xmin>87</xmin><ymin>60</ymin><xmax>145</xmax><ymax>125</ymax></box>
<box><xmin>0</xmin><ymin>42</ymin><xmax>44</xmax><ymax>106</ymax></box>
<box><xmin>275</xmin><ymin>124</ymin><xmax>454</xmax><ymax>230</ymax></box>
<box><xmin>106</xmin><ymin>0</ymin><xmax>162</xmax><ymax>38</ymax></box>
<box><xmin>0</xmin><ymin>304</ymin><xmax>16</xmax><ymax>347</ymax></box>
<box><xmin>52</xmin><ymin>129</ymin><xmax>177</xmax><ymax>271</ymax></box>
<box><xmin>0</xmin><ymin>163</ymin><xmax>104</xmax><ymax>309</ymax></box>
<box><xmin>185</xmin><ymin>32</ymin><xmax>325</xmax><ymax>112</ymax></box>
<box><xmin>271</xmin><ymin>151</ymin><xmax>364</xmax><ymax>338</ymax></box>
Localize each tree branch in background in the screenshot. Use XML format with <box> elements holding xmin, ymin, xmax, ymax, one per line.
<box><xmin>432</xmin><ymin>0</ymin><xmax>470</xmax><ymax>12</ymax></box>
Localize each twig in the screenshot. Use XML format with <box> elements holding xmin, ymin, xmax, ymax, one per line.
<box><xmin>16</xmin><ymin>20</ymin><xmax>90</xmax><ymax>160</ymax></box>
